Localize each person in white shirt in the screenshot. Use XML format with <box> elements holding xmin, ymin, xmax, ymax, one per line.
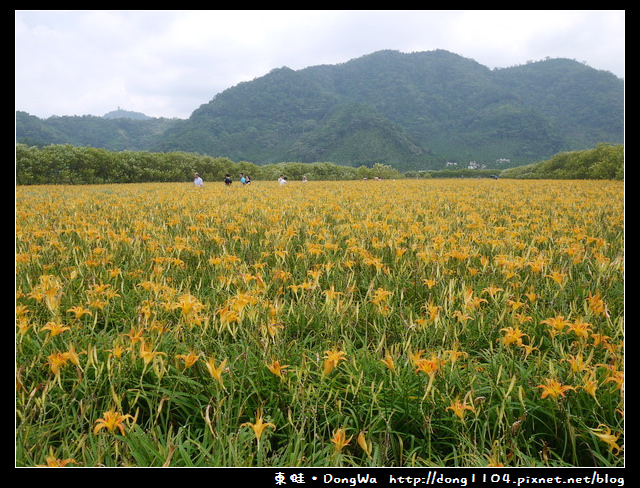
<box><xmin>194</xmin><ymin>173</ymin><xmax>204</xmax><ymax>188</ymax></box>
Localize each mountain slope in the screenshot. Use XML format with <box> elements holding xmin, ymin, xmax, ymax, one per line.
<box><xmin>16</xmin><ymin>50</ymin><xmax>624</xmax><ymax>170</ymax></box>
<box><xmin>16</xmin><ymin>111</ymin><xmax>178</xmax><ymax>151</ymax></box>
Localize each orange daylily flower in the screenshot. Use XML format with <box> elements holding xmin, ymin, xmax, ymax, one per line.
<box><xmin>37</xmin><ymin>456</ymin><xmax>78</xmax><ymax>467</ymax></box>
<box><xmin>446</xmin><ymin>398</ymin><xmax>476</xmax><ymax>420</ymax></box>
<box><xmin>241</xmin><ymin>409</ymin><xmax>275</xmax><ymax>444</ymax></box>
<box><xmin>93</xmin><ymin>409</ymin><xmax>134</xmax><ymax>436</ymax></box>
<box><xmin>66</xmin><ymin>305</ymin><xmax>92</xmax><ymax>320</ymax></box>
<box><xmin>138</xmin><ymin>340</ymin><xmax>166</xmax><ymax>365</ymax></box>
<box><xmin>586</xmin><ymin>291</ymin><xmax>608</xmax><ymax>317</ymax></box>
<box><xmin>414</xmin><ymin>355</ymin><xmax>441</xmax><ymax>377</ymax></box>
<box><xmin>546</xmin><ymin>270</ymin><xmax>566</xmax><ymax>285</ymax></box>
<box><xmin>381</xmin><ymin>353</ymin><xmax>396</xmax><ymax>373</ymax></box>
<box><xmin>357</xmin><ymin>431</ymin><xmax>372</xmax><ymax>456</ymax></box>
<box><xmin>176</xmin><ymin>351</ymin><xmax>201</xmax><ymax>369</ymax></box>
<box><xmin>44</xmin><ymin>351</ymin><xmax>70</xmax><ymax>377</ymax></box>
<box><xmin>540</xmin><ymin>315</ymin><xmax>571</xmax><ymax>337</ymax></box>
<box><xmin>323</xmin><ymin>349</ymin><xmax>347</xmax><ymax>376</ymax></box>
<box><xmin>41</xmin><ymin>322</ymin><xmax>71</xmax><ymax>337</ymax></box>
<box><xmin>204</xmin><ymin>355</ymin><xmax>228</xmax><ymax>386</ymax></box>
<box><xmin>590</xmin><ymin>424</ymin><xmax>622</xmax><ymax>455</ymax></box>
<box><xmin>265</xmin><ymin>360</ymin><xmax>290</xmax><ymax>378</ymax></box>
<box><xmin>500</xmin><ymin>326</ymin><xmax>528</xmax><ymax>347</ymax></box>
<box><xmin>330</xmin><ymin>428</ymin><xmax>353</xmax><ymax>452</ymax></box>
<box><xmin>567</xmin><ymin>319</ymin><xmax>592</xmax><ymax>340</ymax></box>
<box><xmin>537</xmin><ymin>379</ymin><xmax>575</xmax><ymax>399</ymax></box>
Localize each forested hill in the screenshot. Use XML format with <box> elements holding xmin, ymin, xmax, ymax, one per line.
<box><xmin>16</xmin><ymin>49</ymin><xmax>624</xmax><ymax>171</ymax></box>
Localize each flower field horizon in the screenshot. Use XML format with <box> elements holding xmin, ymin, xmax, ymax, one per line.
<box><xmin>16</xmin><ymin>178</ymin><xmax>624</xmax><ymax>467</ymax></box>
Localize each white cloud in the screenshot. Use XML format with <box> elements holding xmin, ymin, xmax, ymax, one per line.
<box><xmin>15</xmin><ymin>10</ymin><xmax>624</xmax><ymax>120</ymax></box>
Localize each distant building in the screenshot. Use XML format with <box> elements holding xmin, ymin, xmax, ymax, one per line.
<box><xmin>467</xmin><ymin>161</ymin><xmax>486</xmax><ymax>170</ymax></box>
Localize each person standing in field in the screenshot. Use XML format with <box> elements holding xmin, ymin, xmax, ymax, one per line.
<box><xmin>194</xmin><ymin>173</ymin><xmax>204</xmax><ymax>188</ymax></box>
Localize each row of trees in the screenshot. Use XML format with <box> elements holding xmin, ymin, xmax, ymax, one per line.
<box><xmin>500</xmin><ymin>143</ymin><xmax>624</xmax><ymax>180</ymax></box>
<box><xmin>15</xmin><ymin>142</ymin><xmax>623</xmax><ymax>185</ymax></box>
<box><xmin>15</xmin><ymin>144</ymin><xmax>403</xmax><ymax>185</ymax></box>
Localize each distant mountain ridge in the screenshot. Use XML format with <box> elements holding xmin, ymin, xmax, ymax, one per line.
<box><xmin>16</xmin><ymin>49</ymin><xmax>624</xmax><ymax>171</ymax></box>
<box><xmin>103</xmin><ymin>108</ymin><xmax>151</xmax><ymax>120</ymax></box>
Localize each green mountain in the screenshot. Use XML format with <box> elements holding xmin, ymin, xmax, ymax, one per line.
<box><xmin>102</xmin><ymin>108</ymin><xmax>151</xmax><ymax>120</ymax></box>
<box><xmin>16</xmin><ymin>50</ymin><xmax>623</xmax><ymax>171</ymax></box>
<box><xmin>15</xmin><ymin>111</ymin><xmax>178</xmax><ymax>152</ymax></box>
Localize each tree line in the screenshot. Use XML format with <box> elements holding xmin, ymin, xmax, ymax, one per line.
<box><xmin>15</xmin><ymin>142</ymin><xmax>623</xmax><ymax>185</ymax></box>
<box><xmin>499</xmin><ymin>143</ymin><xmax>624</xmax><ymax>180</ymax></box>
<box><xmin>15</xmin><ymin>144</ymin><xmax>403</xmax><ymax>185</ymax></box>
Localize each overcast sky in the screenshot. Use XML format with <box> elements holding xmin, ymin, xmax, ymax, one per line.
<box><xmin>15</xmin><ymin>10</ymin><xmax>625</xmax><ymax>120</ymax></box>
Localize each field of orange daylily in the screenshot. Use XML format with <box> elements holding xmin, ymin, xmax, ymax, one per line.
<box><xmin>16</xmin><ymin>178</ymin><xmax>623</xmax><ymax>467</ymax></box>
